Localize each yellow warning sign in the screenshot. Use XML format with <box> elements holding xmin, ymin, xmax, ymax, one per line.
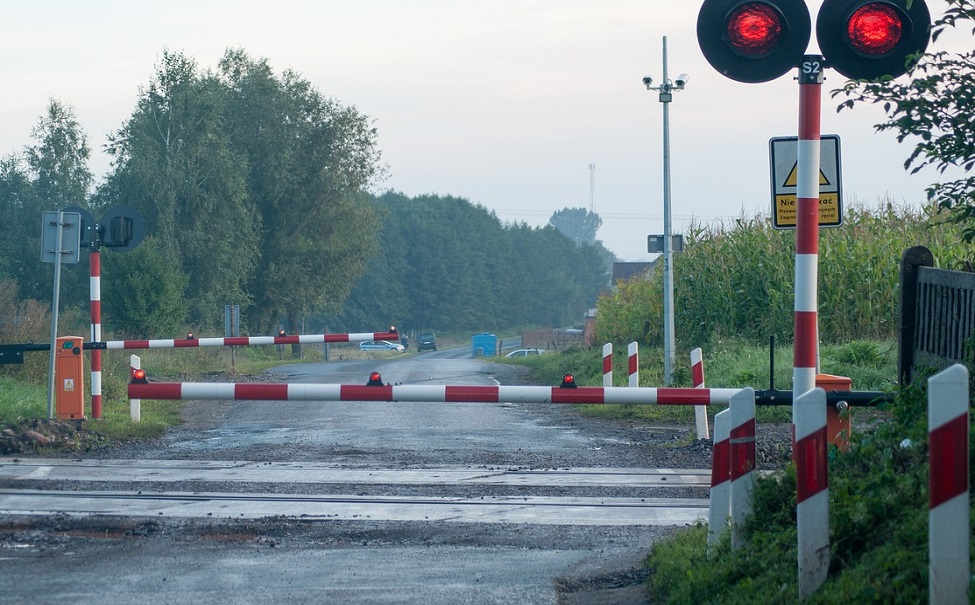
<box><xmin>769</xmin><ymin>135</ymin><xmax>843</xmax><ymax>229</ymax></box>
<box><xmin>782</xmin><ymin>163</ymin><xmax>831</xmax><ymax>188</ymax></box>
<box><xmin>773</xmin><ymin>193</ymin><xmax>841</xmax><ymax>228</ymax></box>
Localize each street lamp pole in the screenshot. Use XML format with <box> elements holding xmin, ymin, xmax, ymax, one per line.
<box><xmin>644</xmin><ymin>35</ymin><xmax>687</xmax><ymax>387</ymax></box>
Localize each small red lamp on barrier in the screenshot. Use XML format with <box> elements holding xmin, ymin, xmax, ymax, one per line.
<box><xmin>560</xmin><ymin>374</ymin><xmax>578</xmax><ymax>389</ymax></box>
<box><xmin>367</xmin><ymin>372</ymin><xmax>384</xmax><ymax>386</ymax></box>
<box><xmin>131</xmin><ymin>368</ymin><xmax>148</xmax><ymax>384</ymax></box>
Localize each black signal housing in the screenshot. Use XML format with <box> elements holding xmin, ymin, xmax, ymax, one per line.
<box><xmin>697</xmin><ymin>0</ymin><xmax>812</xmax><ymax>83</ymax></box>
<box><xmin>817</xmin><ymin>0</ymin><xmax>930</xmax><ymax>80</ymax></box>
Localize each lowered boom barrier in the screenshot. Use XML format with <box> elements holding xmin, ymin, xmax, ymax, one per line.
<box><xmin>126</xmin><ymin>378</ymin><xmax>890</xmax><ymax>407</ymax></box>
<box><xmin>128</xmin><ymin>382</ymin><xmax>744</xmax><ymax>405</ymax></box>
<box><xmin>3</xmin><ymin>331</ymin><xmax>400</xmax><ymax>358</ymax></box>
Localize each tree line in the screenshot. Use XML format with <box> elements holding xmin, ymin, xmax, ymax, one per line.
<box><xmin>0</xmin><ymin>48</ymin><xmax>611</xmax><ymax>340</ymax></box>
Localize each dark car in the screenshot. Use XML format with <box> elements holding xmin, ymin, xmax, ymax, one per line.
<box><xmin>417</xmin><ymin>332</ymin><xmax>437</xmax><ymax>352</ymax></box>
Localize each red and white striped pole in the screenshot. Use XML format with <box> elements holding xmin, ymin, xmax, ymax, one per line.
<box><xmin>628</xmin><ymin>341</ymin><xmax>639</xmax><ymax>387</ymax></box>
<box><xmin>602</xmin><ymin>343</ymin><xmax>613</xmax><ymax>387</ymax></box>
<box><xmin>729</xmin><ymin>387</ymin><xmax>755</xmax><ymax>551</ymax></box>
<box><xmin>98</xmin><ymin>332</ymin><xmax>400</xmax><ymax>350</ymax></box>
<box><xmin>793</xmin><ymin>57</ymin><xmax>828</xmax><ymax>600</ymax></box>
<box><xmin>691</xmin><ymin>348</ymin><xmax>710</xmax><ymax>440</ymax></box>
<box><xmin>129</xmin><ymin>381</ymin><xmax>743</xmax><ymax>406</ymax></box>
<box><xmin>708</xmin><ymin>407</ymin><xmax>731</xmax><ymax>553</ymax></box>
<box><xmin>928</xmin><ymin>364</ymin><xmax>970</xmax><ymax>604</ymax></box>
<box><xmin>90</xmin><ymin>248</ymin><xmax>103</xmax><ymax>419</ymax></box>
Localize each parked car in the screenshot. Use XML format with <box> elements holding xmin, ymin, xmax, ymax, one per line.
<box><xmin>505</xmin><ymin>348</ymin><xmax>546</xmax><ymax>358</ymax></box>
<box><xmin>359</xmin><ymin>340</ymin><xmax>406</xmax><ymax>352</ymax></box>
<box><xmin>416</xmin><ymin>332</ymin><xmax>437</xmax><ymax>352</ymax></box>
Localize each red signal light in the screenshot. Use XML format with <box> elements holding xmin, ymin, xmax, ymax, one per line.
<box><xmin>131</xmin><ymin>368</ymin><xmax>148</xmax><ymax>384</ymax></box>
<box><xmin>846</xmin><ymin>3</ymin><xmax>902</xmax><ymax>56</ymax></box>
<box><xmin>367</xmin><ymin>372</ymin><xmax>384</xmax><ymax>386</ymax></box>
<box><xmin>726</xmin><ymin>3</ymin><xmax>783</xmax><ymax>57</ymax></box>
<box><xmin>560</xmin><ymin>374</ymin><xmax>578</xmax><ymax>389</ymax></box>
<box><xmin>817</xmin><ymin>0</ymin><xmax>930</xmax><ymax>81</ymax></box>
<box><xmin>697</xmin><ymin>0</ymin><xmax>810</xmax><ymax>83</ymax></box>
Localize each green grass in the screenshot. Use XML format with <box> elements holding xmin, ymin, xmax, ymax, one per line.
<box><xmin>0</xmin><ymin>376</ymin><xmax>47</xmax><ymax>422</ymax></box>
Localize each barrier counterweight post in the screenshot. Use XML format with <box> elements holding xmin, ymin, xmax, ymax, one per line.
<box><xmin>628</xmin><ymin>342</ymin><xmax>639</xmax><ymax>388</ymax></box>
<box><xmin>729</xmin><ymin>387</ymin><xmax>755</xmax><ymax>551</ymax></box>
<box><xmin>691</xmin><ymin>348</ymin><xmax>710</xmax><ymax>440</ymax></box>
<box><xmin>928</xmin><ymin>364</ymin><xmax>970</xmax><ymax>604</ymax></box>
<box><xmin>603</xmin><ymin>343</ymin><xmax>613</xmax><ymax>387</ymax></box>
<box><xmin>708</xmin><ymin>408</ymin><xmax>731</xmax><ymax>553</ymax></box>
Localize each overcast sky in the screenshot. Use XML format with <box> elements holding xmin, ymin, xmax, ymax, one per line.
<box><xmin>1</xmin><ymin>1</ymin><xmax>968</xmax><ymax>260</ymax></box>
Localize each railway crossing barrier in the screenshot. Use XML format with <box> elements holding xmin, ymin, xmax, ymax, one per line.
<box><xmin>1</xmin><ymin>330</ymin><xmax>400</xmax><ymax>421</ymax></box>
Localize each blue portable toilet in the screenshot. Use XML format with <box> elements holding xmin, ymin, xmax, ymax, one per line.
<box><xmin>471</xmin><ymin>333</ymin><xmax>497</xmax><ymax>358</ymax></box>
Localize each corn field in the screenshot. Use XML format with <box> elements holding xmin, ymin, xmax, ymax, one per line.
<box><xmin>594</xmin><ymin>200</ymin><xmax>971</xmax><ymax>349</ymax></box>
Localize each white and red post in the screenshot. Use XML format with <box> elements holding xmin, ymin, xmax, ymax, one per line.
<box><xmin>729</xmin><ymin>387</ymin><xmax>756</xmax><ymax>551</ymax></box>
<box><xmin>90</xmin><ymin>249</ymin><xmax>103</xmax><ymax>419</ymax></box>
<box><xmin>603</xmin><ymin>343</ymin><xmax>613</xmax><ymax>387</ymax></box>
<box><xmin>691</xmin><ymin>348</ymin><xmax>710</xmax><ymax>440</ymax></box>
<box><xmin>793</xmin><ymin>57</ymin><xmax>829</xmax><ymax>600</ymax></box>
<box><xmin>129</xmin><ymin>355</ymin><xmax>141</xmax><ymax>422</ymax></box>
<box><xmin>708</xmin><ymin>408</ymin><xmax>731</xmax><ymax>553</ymax></box>
<box><xmin>928</xmin><ymin>364</ymin><xmax>970</xmax><ymax>603</ymax></box>
<box><xmin>628</xmin><ymin>342</ymin><xmax>639</xmax><ymax>387</ymax></box>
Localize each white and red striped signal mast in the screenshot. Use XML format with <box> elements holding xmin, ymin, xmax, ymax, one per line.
<box><xmin>697</xmin><ymin>0</ymin><xmax>931</xmax><ymax>598</ymax></box>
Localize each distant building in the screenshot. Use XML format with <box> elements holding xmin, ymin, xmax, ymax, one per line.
<box><xmin>611</xmin><ymin>261</ymin><xmax>658</xmax><ymax>284</ymax></box>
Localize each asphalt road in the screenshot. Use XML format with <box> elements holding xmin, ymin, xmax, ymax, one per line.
<box><xmin>0</xmin><ymin>349</ymin><xmax>711</xmax><ymax>604</ymax></box>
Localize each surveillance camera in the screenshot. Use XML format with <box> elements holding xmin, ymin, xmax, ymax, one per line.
<box><xmin>674</xmin><ymin>73</ymin><xmax>690</xmax><ymax>88</ymax></box>
<box><xmin>642</xmin><ymin>75</ymin><xmax>653</xmax><ymax>88</ymax></box>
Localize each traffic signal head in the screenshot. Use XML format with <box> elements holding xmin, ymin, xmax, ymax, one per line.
<box><xmin>817</xmin><ymin>0</ymin><xmax>930</xmax><ymax>80</ymax></box>
<box><xmin>697</xmin><ymin>0</ymin><xmax>811</xmax><ymax>83</ymax></box>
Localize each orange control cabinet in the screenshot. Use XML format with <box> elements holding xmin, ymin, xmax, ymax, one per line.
<box><xmin>816</xmin><ymin>373</ymin><xmax>852</xmax><ymax>452</ymax></box>
<box><xmin>55</xmin><ymin>336</ymin><xmax>85</xmax><ymax>420</ymax></box>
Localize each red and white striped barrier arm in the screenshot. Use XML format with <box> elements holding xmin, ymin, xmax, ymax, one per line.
<box><xmin>795</xmin><ymin>388</ymin><xmax>829</xmax><ymax>598</ymax></box>
<box><xmin>691</xmin><ymin>348</ymin><xmax>710</xmax><ymax>441</ymax></box>
<box><xmin>103</xmin><ymin>332</ymin><xmax>400</xmax><ymax>350</ymax></box>
<box><xmin>90</xmin><ymin>250</ymin><xmax>103</xmax><ymax>419</ymax></box>
<box><xmin>928</xmin><ymin>364</ymin><xmax>970</xmax><ymax>604</ymax></box>
<box><xmin>129</xmin><ymin>382</ymin><xmax>744</xmax><ymax>405</ymax></box>
<box><xmin>729</xmin><ymin>387</ymin><xmax>755</xmax><ymax>551</ymax></box>
<box><xmin>628</xmin><ymin>342</ymin><xmax>639</xmax><ymax>388</ymax></box>
<box><xmin>708</xmin><ymin>408</ymin><xmax>731</xmax><ymax>553</ymax></box>
<box><xmin>602</xmin><ymin>343</ymin><xmax>613</xmax><ymax>387</ymax></box>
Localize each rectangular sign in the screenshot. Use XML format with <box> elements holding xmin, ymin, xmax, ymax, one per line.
<box><xmin>40</xmin><ymin>211</ymin><xmax>82</xmax><ymax>264</ymax></box>
<box><xmin>769</xmin><ymin>135</ymin><xmax>843</xmax><ymax>229</ymax></box>
<box><xmin>647</xmin><ymin>234</ymin><xmax>684</xmax><ymax>254</ymax></box>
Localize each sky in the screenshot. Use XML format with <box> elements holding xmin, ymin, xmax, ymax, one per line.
<box><xmin>1</xmin><ymin>1</ymin><xmax>969</xmax><ymax>261</ymax></box>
